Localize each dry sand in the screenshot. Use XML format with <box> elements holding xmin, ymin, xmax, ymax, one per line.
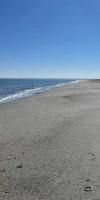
<box><xmin>0</xmin><ymin>80</ymin><xmax>100</xmax><ymax>199</ymax></box>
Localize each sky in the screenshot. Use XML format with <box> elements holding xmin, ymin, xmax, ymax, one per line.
<box><xmin>0</xmin><ymin>0</ymin><xmax>100</xmax><ymax>78</ymax></box>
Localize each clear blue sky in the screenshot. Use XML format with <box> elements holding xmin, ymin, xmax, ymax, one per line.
<box><xmin>0</xmin><ymin>0</ymin><xmax>100</xmax><ymax>78</ymax></box>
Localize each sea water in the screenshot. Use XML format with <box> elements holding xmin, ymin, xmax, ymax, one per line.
<box><xmin>0</xmin><ymin>78</ymin><xmax>79</xmax><ymax>103</ymax></box>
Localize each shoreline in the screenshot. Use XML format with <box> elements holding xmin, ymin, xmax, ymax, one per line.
<box><xmin>0</xmin><ymin>79</ymin><xmax>80</xmax><ymax>105</ymax></box>
<box><xmin>1</xmin><ymin>80</ymin><xmax>100</xmax><ymax>199</ymax></box>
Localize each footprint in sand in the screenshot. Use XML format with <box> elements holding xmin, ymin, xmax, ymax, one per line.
<box><xmin>83</xmin><ymin>178</ymin><xmax>93</xmax><ymax>193</ymax></box>
<box><xmin>0</xmin><ymin>168</ymin><xmax>5</xmax><ymax>173</ymax></box>
<box><xmin>85</xmin><ymin>178</ymin><xmax>91</xmax><ymax>182</ymax></box>
<box><xmin>88</xmin><ymin>152</ymin><xmax>96</xmax><ymax>161</ymax></box>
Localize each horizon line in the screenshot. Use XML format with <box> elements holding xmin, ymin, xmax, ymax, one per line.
<box><xmin>0</xmin><ymin>77</ymin><xmax>88</xmax><ymax>80</ymax></box>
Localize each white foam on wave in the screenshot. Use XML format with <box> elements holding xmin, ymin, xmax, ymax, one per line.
<box><xmin>52</xmin><ymin>79</ymin><xmax>80</xmax><ymax>87</ymax></box>
<box><xmin>0</xmin><ymin>87</ymin><xmax>43</xmax><ymax>103</ymax></box>
<box><xmin>69</xmin><ymin>79</ymin><xmax>80</xmax><ymax>84</ymax></box>
<box><xmin>36</xmin><ymin>80</ymin><xmax>80</xmax><ymax>93</ymax></box>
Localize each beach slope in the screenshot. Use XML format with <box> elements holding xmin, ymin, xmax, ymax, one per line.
<box><xmin>0</xmin><ymin>80</ymin><xmax>100</xmax><ymax>199</ymax></box>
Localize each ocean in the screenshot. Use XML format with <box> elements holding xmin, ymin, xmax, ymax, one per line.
<box><xmin>0</xmin><ymin>78</ymin><xmax>78</xmax><ymax>103</ymax></box>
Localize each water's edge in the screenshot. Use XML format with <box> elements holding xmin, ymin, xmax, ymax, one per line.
<box><xmin>0</xmin><ymin>80</ymin><xmax>80</xmax><ymax>104</ymax></box>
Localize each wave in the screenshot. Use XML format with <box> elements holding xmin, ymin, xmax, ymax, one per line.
<box><xmin>0</xmin><ymin>87</ymin><xmax>43</xmax><ymax>103</ymax></box>
<box><xmin>0</xmin><ymin>80</ymin><xmax>80</xmax><ymax>104</ymax></box>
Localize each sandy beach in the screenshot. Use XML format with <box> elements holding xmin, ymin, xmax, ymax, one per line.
<box><xmin>1</xmin><ymin>80</ymin><xmax>100</xmax><ymax>200</ymax></box>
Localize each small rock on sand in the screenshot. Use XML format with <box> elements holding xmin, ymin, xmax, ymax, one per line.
<box><xmin>16</xmin><ymin>164</ymin><xmax>23</xmax><ymax>169</ymax></box>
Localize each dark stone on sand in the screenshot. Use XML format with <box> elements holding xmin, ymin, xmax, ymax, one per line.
<box><xmin>16</xmin><ymin>164</ymin><xmax>23</xmax><ymax>169</ymax></box>
<box><xmin>84</xmin><ymin>186</ymin><xmax>92</xmax><ymax>192</ymax></box>
<box><xmin>5</xmin><ymin>190</ymin><xmax>9</xmax><ymax>193</ymax></box>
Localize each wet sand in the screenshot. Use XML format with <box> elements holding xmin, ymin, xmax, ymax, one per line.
<box><xmin>0</xmin><ymin>80</ymin><xmax>100</xmax><ymax>199</ymax></box>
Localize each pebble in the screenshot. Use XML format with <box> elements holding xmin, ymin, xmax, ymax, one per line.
<box><xmin>84</xmin><ymin>186</ymin><xmax>92</xmax><ymax>192</ymax></box>
<box><xmin>16</xmin><ymin>164</ymin><xmax>23</xmax><ymax>169</ymax></box>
